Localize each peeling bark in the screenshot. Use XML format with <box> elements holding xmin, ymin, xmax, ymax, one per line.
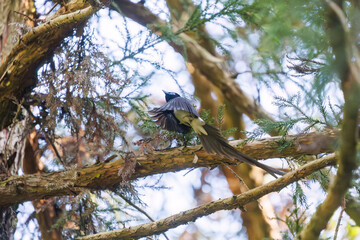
<box><xmin>0</xmin><ymin>1</ymin><xmax>36</xmax><ymax>239</ymax></box>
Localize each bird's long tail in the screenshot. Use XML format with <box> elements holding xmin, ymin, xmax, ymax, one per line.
<box><xmin>198</xmin><ymin>124</ymin><xmax>285</xmax><ymax>178</ymax></box>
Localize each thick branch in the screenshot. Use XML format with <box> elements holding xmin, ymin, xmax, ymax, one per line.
<box><xmin>299</xmin><ymin>1</ymin><xmax>360</xmax><ymax>239</ymax></box>
<box><xmin>0</xmin><ymin>1</ymin><xmax>99</xmax><ymax>129</ymax></box>
<box><xmin>76</xmin><ymin>154</ymin><xmax>336</xmax><ymax>240</ymax></box>
<box><xmin>0</xmin><ymin>132</ymin><xmax>337</xmax><ymax>207</ymax></box>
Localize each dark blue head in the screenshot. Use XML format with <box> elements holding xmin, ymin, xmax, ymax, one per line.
<box><xmin>163</xmin><ymin>90</ymin><xmax>180</xmax><ymax>102</ymax></box>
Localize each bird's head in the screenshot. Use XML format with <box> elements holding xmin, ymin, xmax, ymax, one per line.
<box><xmin>162</xmin><ymin>90</ymin><xmax>180</xmax><ymax>102</ymax></box>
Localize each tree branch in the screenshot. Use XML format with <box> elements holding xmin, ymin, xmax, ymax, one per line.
<box><xmin>0</xmin><ymin>132</ymin><xmax>337</xmax><ymax>207</ymax></box>
<box><xmin>299</xmin><ymin>1</ymin><xmax>360</xmax><ymax>239</ymax></box>
<box><xmin>345</xmin><ymin>197</ymin><xmax>360</xmax><ymax>226</ymax></box>
<box><xmin>75</xmin><ymin>154</ymin><xmax>337</xmax><ymax>240</ymax></box>
<box><xmin>0</xmin><ymin>0</ymin><xmax>100</xmax><ymax>129</ymax></box>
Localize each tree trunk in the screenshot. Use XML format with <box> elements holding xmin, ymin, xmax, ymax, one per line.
<box><xmin>0</xmin><ymin>1</ymin><xmax>35</xmax><ymax>239</ymax></box>
<box><xmin>23</xmin><ymin>131</ymin><xmax>63</xmax><ymax>240</ymax></box>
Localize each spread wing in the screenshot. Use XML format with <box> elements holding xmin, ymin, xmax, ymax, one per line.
<box><xmin>149</xmin><ymin>110</ymin><xmax>191</xmax><ymax>134</ymax></box>
<box><xmin>153</xmin><ymin>97</ymin><xmax>199</xmax><ymax>117</ymax></box>
<box><xmin>149</xmin><ymin>97</ymin><xmax>198</xmax><ymax>134</ymax></box>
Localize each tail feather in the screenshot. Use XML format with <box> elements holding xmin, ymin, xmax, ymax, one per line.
<box><xmin>198</xmin><ymin>124</ymin><xmax>285</xmax><ymax>178</ymax></box>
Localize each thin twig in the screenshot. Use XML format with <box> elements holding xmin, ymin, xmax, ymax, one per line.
<box><xmin>13</xmin><ymin>11</ymin><xmax>37</xmax><ymax>23</ymax></box>
<box><xmin>46</xmin><ymin>3</ymin><xmax>59</xmax><ymax>16</ymax></box>
<box><xmin>223</xmin><ymin>163</ymin><xmax>267</xmax><ymax>211</ymax></box>
<box><xmin>333</xmin><ymin>198</ymin><xmax>346</xmax><ymax>240</ymax></box>
<box><xmin>222</xmin><ymin>163</ymin><xmax>249</xmax><ymax>191</ymax></box>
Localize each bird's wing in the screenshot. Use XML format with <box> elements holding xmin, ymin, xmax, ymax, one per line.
<box><xmin>149</xmin><ymin>97</ymin><xmax>198</xmax><ymax>134</ymax></box>
<box><xmin>149</xmin><ymin>109</ymin><xmax>191</xmax><ymax>134</ymax></box>
<box><xmin>155</xmin><ymin>97</ymin><xmax>199</xmax><ymax>117</ymax></box>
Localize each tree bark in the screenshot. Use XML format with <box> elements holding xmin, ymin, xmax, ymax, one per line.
<box><xmin>0</xmin><ymin>0</ymin><xmax>99</xmax><ymax>130</ymax></box>
<box><xmin>0</xmin><ymin>132</ymin><xmax>338</xmax><ymax>207</ymax></box>
<box><xmin>75</xmin><ymin>154</ymin><xmax>336</xmax><ymax>240</ymax></box>
<box><xmin>23</xmin><ymin>130</ymin><xmax>63</xmax><ymax>240</ymax></box>
<box><xmin>0</xmin><ymin>1</ymin><xmax>36</xmax><ymax>239</ymax></box>
<box><xmin>0</xmin><ymin>1</ymin><xmax>103</xmax><ymax>238</ymax></box>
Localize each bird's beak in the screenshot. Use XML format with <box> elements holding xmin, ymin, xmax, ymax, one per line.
<box><xmin>162</xmin><ymin>90</ymin><xmax>169</xmax><ymax>95</ymax></box>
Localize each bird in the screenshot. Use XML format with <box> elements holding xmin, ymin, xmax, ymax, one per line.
<box><xmin>149</xmin><ymin>90</ymin><xmax>285</xmax><ymax>178</ymax></box>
